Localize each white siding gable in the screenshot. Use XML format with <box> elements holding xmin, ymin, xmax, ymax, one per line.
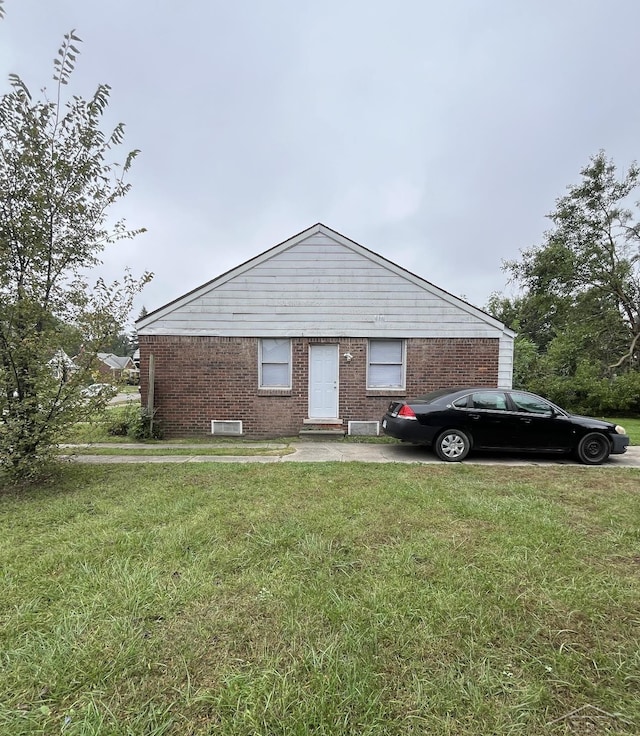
<box><xmin>138</xmin><ymin>224</ymin><xmax>514</xmax><ymax>349</ymax></box>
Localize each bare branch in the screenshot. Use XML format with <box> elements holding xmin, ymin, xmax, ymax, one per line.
<box><xmin>608</xmin><ymin>331</ymin><xmax>640</xmax><ymax>370</ymax></box>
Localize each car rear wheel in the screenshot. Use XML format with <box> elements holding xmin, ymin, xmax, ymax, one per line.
<box><xmin>576</xmin><ymin>432</ymin><xmax>610</xmax><ymax>465</ymax></box>
<box><xmin>435</xmin><ymin>429</ymin><xmax>471</xmax><ymax>462</ymax></box>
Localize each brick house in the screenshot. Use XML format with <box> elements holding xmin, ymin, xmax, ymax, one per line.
<box><xmin>136</xmin><ymin>224</ymin><xmax>515</xmax><ymax>438</ymax></box>
<box><xmin>95</xmin><ymin>353</ymin><xmax>137</xmax><ymax>382</ymax></box>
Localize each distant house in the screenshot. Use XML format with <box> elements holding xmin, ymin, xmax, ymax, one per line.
<box><xmin>136</xmin><ymin>223</ymin><xmax>515</xmax><ymax>438</ymax></box>
<box><xmin>96</xmin><ymin>352</ymin><xmax>137</xmax><ymax>382</ymax></box>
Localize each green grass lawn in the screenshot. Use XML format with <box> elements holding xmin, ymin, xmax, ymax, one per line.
<box><xmin>608</xmin><ymin>416</ymin><xmax>640</xmax><ymax>445</ymax></box>
<box><xmin>64</xmin><ymin>445</ymin><xmax>294</xmax><ymax>457</ymax></box>
<box><xmin>1</xmin><ymin>463</ymin><xmax>639</xmax><ymax>735</ymax></box>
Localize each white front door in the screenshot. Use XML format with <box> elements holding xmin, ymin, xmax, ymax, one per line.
<box><xmin>309</xmin><ymin>344</ymin><xmax>339</xmax><ymax>418</ymax></box>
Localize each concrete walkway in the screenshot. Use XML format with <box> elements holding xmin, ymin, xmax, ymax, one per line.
<box><xmin>61</xmin><ymin>442</ymin><xmax>640</xmax><ymax>467</ymax></box>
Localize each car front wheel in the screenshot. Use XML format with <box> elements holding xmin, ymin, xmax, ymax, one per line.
<box><xmin>435</xmin><ymin>429</ymin><xmax>471</xmax><ymax>462</ymax></box>
<box><xmin>576</xmin><ymin>432</ymin><xmax>611</xmax><ymax>465</ymax></box>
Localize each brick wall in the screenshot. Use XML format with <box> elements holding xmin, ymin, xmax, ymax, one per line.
<box><xmin>139</xmin><ymin>336</ymin><xmax>499</xmax><ymax>438</ymax></box>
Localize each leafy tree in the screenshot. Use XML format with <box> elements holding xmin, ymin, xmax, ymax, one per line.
<box><xmin>487</xmin><ymin>152</ymin><xmax>640</xmax><ymax>414</ymax></box>
<box><xmin>129</xmin><ymin>305</ymin><xmax>148</xmax><ymax>355</ymax></box>
<box><xmin>100</xmin><ymin>329</ymin><xmax>133</xmax><ymax>356</ymax></box>
<box><xmin>505</xmin><ymin>152</ymin><xmax>640</xmax><ymax>371</ymax></box>
<box><xmin>485</xmin><ymin>293</ymin><xmax>543</xmax><ymax>390</ymax></box>
<box><xmin>0</xmin><ymin>30</ymin><xmax>151</xmax><ymax>480</ymax></box>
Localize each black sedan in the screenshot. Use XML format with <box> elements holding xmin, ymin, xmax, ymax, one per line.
<box><xmin>381</xmin><ymin>387</ymin><xmax>630</xmax><ymax>464</ymax></box>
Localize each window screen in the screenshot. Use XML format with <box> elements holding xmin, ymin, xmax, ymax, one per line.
<box><xmin>368</xmin><ymin>340</ymin><xmax>404</xmax><ymax>388</ymax></box>
<box><xmin>260</xmin><ymin>339</ymin><xmax>291</xmax><ymax>388</ymax></box>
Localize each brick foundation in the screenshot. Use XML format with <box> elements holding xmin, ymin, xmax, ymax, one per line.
<box><xmin>139</xmin><ymin>336</ymin><xmax>499</xmax><ymax>438</ymax></box>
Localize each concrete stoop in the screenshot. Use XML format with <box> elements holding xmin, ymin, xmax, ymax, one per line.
<box><xmin>298</xmin><ymin>425</ymin><xmax>346</xmax><ymax>439</ymax></box>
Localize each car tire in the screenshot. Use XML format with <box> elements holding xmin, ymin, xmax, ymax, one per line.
<box><xmin>576</xmin><ymin>432</ymin><xmax>611</xmax><ymax>465</ymax></box>
<box><xmin>434</xmin><ymin>429</ymin><xmax>471</xmax><ymax>462</ymax></box>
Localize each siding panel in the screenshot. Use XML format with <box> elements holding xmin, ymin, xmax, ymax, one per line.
<box><xmin>141</xmin><ymin>232</ymin><xmax>508</xmax><ymax>341</ymax></box>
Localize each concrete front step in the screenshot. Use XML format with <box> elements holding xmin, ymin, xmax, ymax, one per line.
<box><xmin>298</xmin><ymin>427</ymin><xmax>346</xmax><ymax>439</ymax></box>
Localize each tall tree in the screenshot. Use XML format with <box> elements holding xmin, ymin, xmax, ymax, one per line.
<box><xmin>505</xmin><ymin>152</ymin><xmax>640</xmax><ymax>372</ymax></box>
<box><xmin>99</xmin><ymin>328</ymin><xmax>133</xmax><ymax>356</ymax></box>
<box><xmin>129</xmin><ymin>305</ymin><xmax>148</xmax><ymax>355</ymax></box>
<box><xmin>0</xmin><ymin>30</ymin><xmax>151</xmax><ymax>479</ymax></box>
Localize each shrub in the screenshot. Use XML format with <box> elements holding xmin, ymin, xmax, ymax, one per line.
<box><xmin>104</xmin><ymin>404</ymin><xmax>162</xmax><ymax>439</ymax></box>
<box><xmin>105</xmin><ymin>405</ymin><xmax>138</xmax><ymax>436</ymax></box>
<box><xmin>127</xmin><ymin>408</ymin><xmax>162</xmax><ymax>440</ymax></box>
<box><xmin>528</xmin><ymin>363</ymin><xmax>640</xmax><ymax>416</ymax></box>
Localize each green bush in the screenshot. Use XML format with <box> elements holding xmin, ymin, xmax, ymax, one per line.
<box><xmin>105</xmin><ymin>405</ymin><xmax>138</xmax><ymax>436</ymax></box>
<box><xmin>105</xmin><ymin>405</ymin><xmax>162</xmax><ymax>440</ymax></box>
<box><xmin>526</xmin><ymin>362</ymin><xmax>640</xmax><ymax>416</ymax></box>
<box><xmin>127</xmin><ymin>408</ymin><xmax>162</xmax><ymax>440</ymax></box>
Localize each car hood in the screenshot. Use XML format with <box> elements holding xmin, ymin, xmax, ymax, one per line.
<box><xmin>566</xmin><ymin>413</ymin><xmax>616</xmax><ymax>430</ymax></box>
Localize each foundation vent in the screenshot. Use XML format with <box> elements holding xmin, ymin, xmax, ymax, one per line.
<box><xmin>211</xmin><ymin>420</ymin><xmax>243</xmax><ymax>436</ymax></box>
<box><xmin>348</xmin><ymin>421</ymin><xmax>380</xmax><ymax>437</ymax></box>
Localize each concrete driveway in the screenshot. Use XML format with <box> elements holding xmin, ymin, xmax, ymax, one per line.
<box><xmin>285</xmin><ymin>442</ymin><xmax>640</xmax><ymax>467</ymax></box>
<box><xmin>66</xmin><ymin>441</ymin><xmax>640</xmax><ymax>467</ymax></box>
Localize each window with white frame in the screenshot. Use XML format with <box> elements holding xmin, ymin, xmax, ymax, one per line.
<box><xmin>368</xmin><ymin>339</ymin><xmax>405</xmax><ymax>389</ymax></box>
<box><xmin>259</xmin><ymin>339</ymin><xmax>291</xmax><ymax>388</ymax></box>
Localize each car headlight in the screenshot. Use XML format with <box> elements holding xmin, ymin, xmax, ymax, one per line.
<box><xmin>615</xmin><ymin>425</ymin><xmax>626</xmax><ymax>435</ymax></box>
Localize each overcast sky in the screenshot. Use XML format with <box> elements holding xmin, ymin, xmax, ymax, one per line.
<box><xmin>2</xmin><ymin>0</ymin><xmax>640</xmax><ymax>319</ymax></box>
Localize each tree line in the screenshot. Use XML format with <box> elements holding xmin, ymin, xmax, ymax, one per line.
<box><xmin>487</xmin><ymin>152</ymin><xmax>640</xmax><ymax>416</ymax></box>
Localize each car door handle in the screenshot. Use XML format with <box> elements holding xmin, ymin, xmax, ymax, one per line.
<box><xmin>520</xmin><ymin>418</ymin><xmax>532</xmax><ymax>424</ymax></box>
<box><xmin>469</xmin><ymin>413</ymin><xmax>480</xmax><ymax>420</ymax></box>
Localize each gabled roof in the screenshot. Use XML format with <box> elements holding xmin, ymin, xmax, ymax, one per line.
<box><xmin>97</xmin><ymin>353</ymin><xmax>133</xmax><ymax>370</ymax></box>
<box><xmin>137</xmin><ymin>223</ymin><xmax>514</xmax><ymax>338</ymax></box>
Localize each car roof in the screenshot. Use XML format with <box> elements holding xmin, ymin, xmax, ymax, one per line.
<box><xmin>414</xmin><ymin>387</ymin><xmax>482</xmax><ymax>402</ymax></box>
<box><xmin>413</xmin><ymin>386</ymin><xmax>537</xmax><ymax>404</ymax></box>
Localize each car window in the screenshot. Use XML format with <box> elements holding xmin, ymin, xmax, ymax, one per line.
<box><xmin>510</xmin><ymin>392</ymin><xmax>555</xmax><ymax>415</ymax></box>
<box><xmin>451</xmin><ymin>395</ymin><xmax>470</xmax><ymax>408</ymax></box>
<box><xmin>417</xmin><ymin>388</ymin><xmax>465</xmax><ymax>403</ymax></box>
<box><xmin>470</xmin><ymin>392</ymin><xmax>507</xmax><ymax>410</ymax></box>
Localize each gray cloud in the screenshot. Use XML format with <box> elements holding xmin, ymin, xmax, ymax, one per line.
<box><xmin>2</xmin><ymin>0</ymin><xmax>639</xmax><ymax>317</ymax></box>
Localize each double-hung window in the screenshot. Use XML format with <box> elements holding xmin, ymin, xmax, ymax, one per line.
<box><xmin>368</xmin><ymin>339</ymin><xmax>405</xmax><ymax>389</ymax></box>
<box><xmin>259</xmin><ymin>339</ymin><xmax>291</xmax><ymax>388</ymax></box>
